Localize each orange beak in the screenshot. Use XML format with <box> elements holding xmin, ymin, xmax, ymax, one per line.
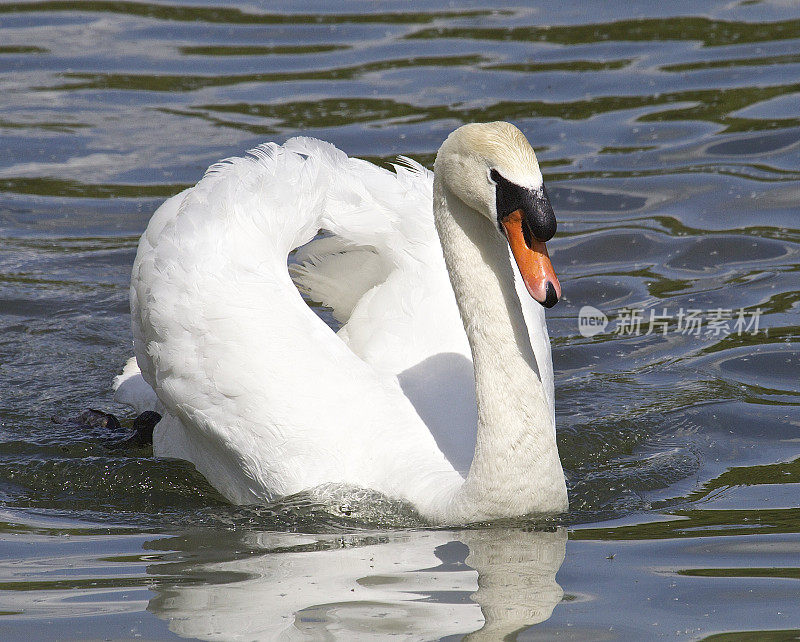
<box><xmin>501</xmin><ymin>209</ymin><xmax>561</xmax><ymax>308</ymax></box>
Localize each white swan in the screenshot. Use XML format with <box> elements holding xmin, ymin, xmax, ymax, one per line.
<box><xmin>115</xmin><ymin>121</ymin><xmax>567</xmax><ymax>523</ymax></box>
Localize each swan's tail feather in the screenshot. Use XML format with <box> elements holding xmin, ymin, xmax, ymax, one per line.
<box><xmin>113</xmin><ymin>357</ymin><xmax>160</xmax><ymax>415</ymax></box>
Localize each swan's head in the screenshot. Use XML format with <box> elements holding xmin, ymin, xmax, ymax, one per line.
<box><xmin>435</xmin><ymin>121</ymin><xmax>561</xmax><ymax>308</ymax></box>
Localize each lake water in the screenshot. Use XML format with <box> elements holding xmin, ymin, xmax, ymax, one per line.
<box><xmin>1</xmin><ymin>1</ymin><xmax>799</xmax><ymax>639</ymax></box>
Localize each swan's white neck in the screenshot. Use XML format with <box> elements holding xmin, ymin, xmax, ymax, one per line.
<box><xmin>430</xmin><ymin>179</ymin><xmax>567</xmax><ymax>522</ymax></box>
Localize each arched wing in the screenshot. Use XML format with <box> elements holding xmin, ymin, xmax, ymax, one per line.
<box><xmin>129</xmin><ymin>140</ymin><xmax>463</xmax><ymax>505</ymax></box>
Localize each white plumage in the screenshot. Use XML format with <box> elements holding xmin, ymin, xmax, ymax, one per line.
<box><xmin>115</xmin><ymin>123</ymin><xmax>567</xmax><ymax>523</ymax></box>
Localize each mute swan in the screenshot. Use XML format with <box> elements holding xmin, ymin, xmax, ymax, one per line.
<box><xmin>114</xmin><ymin>121</ymin><xmax>568</xmax><ymax>523</ymax></box>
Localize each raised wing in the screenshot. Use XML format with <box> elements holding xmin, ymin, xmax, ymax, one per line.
<box><xmin>129</xmin><ymin>140</ymin><xmax>463</xmax><ymax>506</ymax></box>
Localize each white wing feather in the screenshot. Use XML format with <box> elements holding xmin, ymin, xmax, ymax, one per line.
<box><xmin>125</xmin><ymin>140</ymin><xmax>465</xmax><ymax>507</ymax></box>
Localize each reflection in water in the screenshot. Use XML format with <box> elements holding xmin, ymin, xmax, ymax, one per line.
<box><xmin>460</xmin><ymin>530</ymin><xmax>565</xmax><ymax>641</ymax></box>
<box><xmin>147</xmin><ymin>528</ymin><xmax>566</xmax><ymax>640</ymax></box>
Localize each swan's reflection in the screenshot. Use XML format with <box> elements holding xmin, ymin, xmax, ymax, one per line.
<box><xmin>147</xmin><ymin>527</ymin><xmax>566</xmax><ymax>640</ymax></box>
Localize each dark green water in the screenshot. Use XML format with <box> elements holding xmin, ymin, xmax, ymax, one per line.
<box><xmin>1</xmin><ymin>1</ymin><xmax>799</xmax><ymax>639</ymax></box>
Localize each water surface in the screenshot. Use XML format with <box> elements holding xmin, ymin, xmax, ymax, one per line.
<box><xmin>0</xmin><ymin>1</ymin><xmax>799</xmax><ymax>639</ymax></box>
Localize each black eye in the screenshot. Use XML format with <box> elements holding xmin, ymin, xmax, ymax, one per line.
<box><xmin>489</xmin><ymin>168</ymin><xmax>502</xmax><ymax>184</ymax></box>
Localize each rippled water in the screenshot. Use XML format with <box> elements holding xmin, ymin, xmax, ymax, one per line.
<box><xmin>1</xmin><ymin>1</ymin><xmax>799</xmax><ymax>639</ymax></box>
